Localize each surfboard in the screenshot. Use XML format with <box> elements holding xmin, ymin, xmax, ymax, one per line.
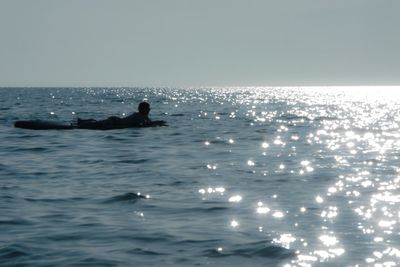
<box><xmin>14</xmin><ymin>120</ymin><xmax>75</xmax><ymax>130</ymax></box>
<box><xmin>14</xmin><ymin>120</ymin><xmax>167</xmax><ymax>130</ymax></box>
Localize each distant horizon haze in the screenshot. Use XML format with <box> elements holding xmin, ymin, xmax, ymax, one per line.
<box><xmin>1</xmin><ymin>0</ymin><xmax>399</xmax><ymax>87</ymax></box>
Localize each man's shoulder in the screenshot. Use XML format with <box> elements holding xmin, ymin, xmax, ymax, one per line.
<box><xmin>124</xmin><ymin>113</ymin><xmax>150</xmax><ymax>125</ymax></box>
<box><xmin>126</xmin><ymin>112</ymin><xmax>139</xmax><ymax>118</ymax></box>
<box><xmin>126</xmin><ymin>112</ymin><xmax>147</xmax><ymax>119</ymax></box>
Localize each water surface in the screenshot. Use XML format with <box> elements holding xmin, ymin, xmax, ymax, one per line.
<box><xmin>1</xmin><ymin>87</ymin><xmax>399</xmax><ymax>266</ymax></box>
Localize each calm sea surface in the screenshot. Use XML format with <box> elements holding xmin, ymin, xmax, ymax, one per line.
<box><xmin>0</xmin><ymin>87</ymin><xmax>399</xmax><ymax>266</ymax></box>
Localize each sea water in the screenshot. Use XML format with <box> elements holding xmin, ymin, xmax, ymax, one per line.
<box><xmin>0</xmin><ymin>87</ymin><xmax>399</xmax><ymax>266</ymax></box>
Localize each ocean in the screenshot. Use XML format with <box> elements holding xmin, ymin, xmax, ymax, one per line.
<box><xmin>0</xmin><ymin>87</ymin><xmax>399</xmax><ymax>266</ymax></box>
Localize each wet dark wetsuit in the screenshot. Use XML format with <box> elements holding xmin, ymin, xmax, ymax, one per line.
<box><xmin>77</xmin><ymin>112</ymin><xmax>152</xmax><ymax>130</ymax></box>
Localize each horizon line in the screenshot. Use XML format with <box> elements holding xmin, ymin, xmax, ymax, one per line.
<box><xmin>1</xmin><ymin>85</ymin><xmax>400</xmax><ymax>89</ymax></box>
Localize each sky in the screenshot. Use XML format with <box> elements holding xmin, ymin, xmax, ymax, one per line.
<box><xmin>0</xmin><ymin>0</ymin><xmax>399</xmax><ymax>87</ymax></box>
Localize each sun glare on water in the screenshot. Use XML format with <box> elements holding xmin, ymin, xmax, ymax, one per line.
<box><xmin>197</xmin><ymin>86</ymin><xmax>400</xmax><ymax>266</ymax></box>
<box><xmin>328</xmin><ymin>86</ymin><xmax>400</xmax><ymax>101</ymax></box>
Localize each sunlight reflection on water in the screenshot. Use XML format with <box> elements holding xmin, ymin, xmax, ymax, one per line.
<box><xmin>3</xmin><ymin>86</ymin><xmax>400</xmax><ymax>266</ymax></box>
<box><xmin>195</xmin><ymin>86</ymin><xmax>400</xmax><ymax>266</ymax></box>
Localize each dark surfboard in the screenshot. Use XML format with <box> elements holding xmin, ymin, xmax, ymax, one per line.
<box><xmin>14</xmin><ymin>120</ymin><xmax>167</xmax><ymax>130</ymax></box>
<box><xmin>14</xmin><ymin>120</ymin><xmax>75</xmax><ymax>130</ymax></box>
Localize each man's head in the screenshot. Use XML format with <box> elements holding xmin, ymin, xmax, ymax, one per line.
<box><xmin>138</xmin><ymin>102</ymin><xmax>150</xmax><ymax>116</ymax></box>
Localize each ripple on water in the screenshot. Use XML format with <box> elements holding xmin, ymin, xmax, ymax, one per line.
<box><xmin>0</xmin><ymin>244</ymin><xmax>31</xmax><ymax>262</ymax></box>
<box><xmin>24</xmin><ymin>197</ymin><xmax>87</xmax><ymax>203</ymax></box>
<box><xmin>126</xmin><ymin>248</ymin><xmax>170</xmax><ymax>256</ymax></box>
<box><xmin>11</xmin><ymin>146</ymin><xmax>49</xmax><ymax>153</ymax></box>
<box><xmin>204</xmin><ymin>241</ymin><xmax>295</xmax><ymax>259</ymax></box>
<box><xmin>0</xmin><ymin>218</ymin><xmax>34</xmax><ymax>226</ymax></box>
<box><xmin>103</xmin><ymin>192</ymin><xmax>149</xmax><ymax>204</ymax></box>
<box><xmin>114</xmin><ymin>159</ymin><xmax>148</xmax><ymax>164</ymax></box>
<box><xmin>72</xmin><ymin>256</ymin><xmax>122</xmax><ymax>267</ymax></box>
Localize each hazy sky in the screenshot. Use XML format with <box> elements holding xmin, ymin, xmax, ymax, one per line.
<box><xmin>0</xmin><ymin>0</ymin><xmax>399</xmax><ymax>87</ymax></box>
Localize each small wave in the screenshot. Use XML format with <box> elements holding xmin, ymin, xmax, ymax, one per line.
<box><xmin>119</xmin><ymin>232</ymin><xmax>175</xmax><ymax>243</ymax></box>
<box><xmin>116</xmin><ymin>159</ymin><xmax>148</xmax><ymax>164</ymax></box>
<box><xmin>103</xmin><ymin>192</ymin><xmax>148</xmax><ymax>204</ymax></box>
<box><xmin>104</xmin><ymin>135</ymin><xmax>130</xmax><ymax>141</ymax></box>
<box><xmin>1</xmin><ymin>195</ymin><xmax>14</xmax><ymax>201</ymax></box>
<box><xmin>204</xmin><ymin>241</ymin><xmax>295</xmax><ymax>259</ymax></box>
<box><xmin>24</xmin><ymin>197</ymin><xmax>86</xmax><ymax>203</ymax></box>
<box><xmin>0</xmin><ymin>218</ymin><xmax>34</xmax><ymax>226</ymax></box>
<box><xmin>1</xmin><ymin>185</ymin><xmax>19</xmax><ymax>190</ymax></box>
<box><xmin>128</xmin><ymin>248</ymin><xmax>169</xmax><ymax>256</ymax></box>
<box><xmin>12</xmin><ymin>147</ymin><xmax>48</xmax><ymax>153</ymax></box>
<box><xmin>314</xmin><ymin>116</ymin><xmax>338</xmax><ymax>121</ymax></box>
<box><xmin>0</xmin><ymin>244</ymin><xmax>30</xmax><ymax>260</ymax></box>
<box><xmin>279</xmin><ymin>115</ymin><xmax>310</xmax><ymax>121</ymax></box>
<box><xmin>45</xmin><ymin>233</ymin><xmax>85</xmax><ymax>242</ymax></box>
<box><xmin>78</xmin><ymin>159</ymin><xmax>105</xmax><ymax>164</ymax></box>
<box><xmin>170</xmin><ymin>181</ymin><xmax>184</xmax><ymax>186</ymax></box>
<box><xmin>187</xmin><ymin>206</ymin><xmax>230</xmax><ymax>213</ymax></box>
<box><xmin>174</xmin><ymin>238</ymin><xmax>220</xmax><ymax>246</ymax></box>
<box><xmin>74</xmin><ymin>256</ymin><xmax>120</xmax><ymax>267</ymax></box>
<box><xmin>14</xmin><ymin>133</ymin><xmax>41</xmax><ymax>138</ymax></box>
<box><xmin>76</xmin><ymin>222</ymin><xmax>103</xmax><ymax>227</ymax></box>
<box><xmin>35</xmin><ymin>213</ymin><xmax>74</xmax><ymax>221</ymax></box>
<box><xmin>169</xmin><ymin>132</ymin><xmax>182</xmax><ymax>136</ymax></box>
<box><xmin>110</xmin><ymin>98</ymin><xmax>124</xmax><ymax>103</ymax></box>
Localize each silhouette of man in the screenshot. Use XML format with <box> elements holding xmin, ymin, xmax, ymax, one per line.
<box><xmin>77</xmin><ymin>101</ymin><xmax>163</xmax><ymax>129</ymax></box>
